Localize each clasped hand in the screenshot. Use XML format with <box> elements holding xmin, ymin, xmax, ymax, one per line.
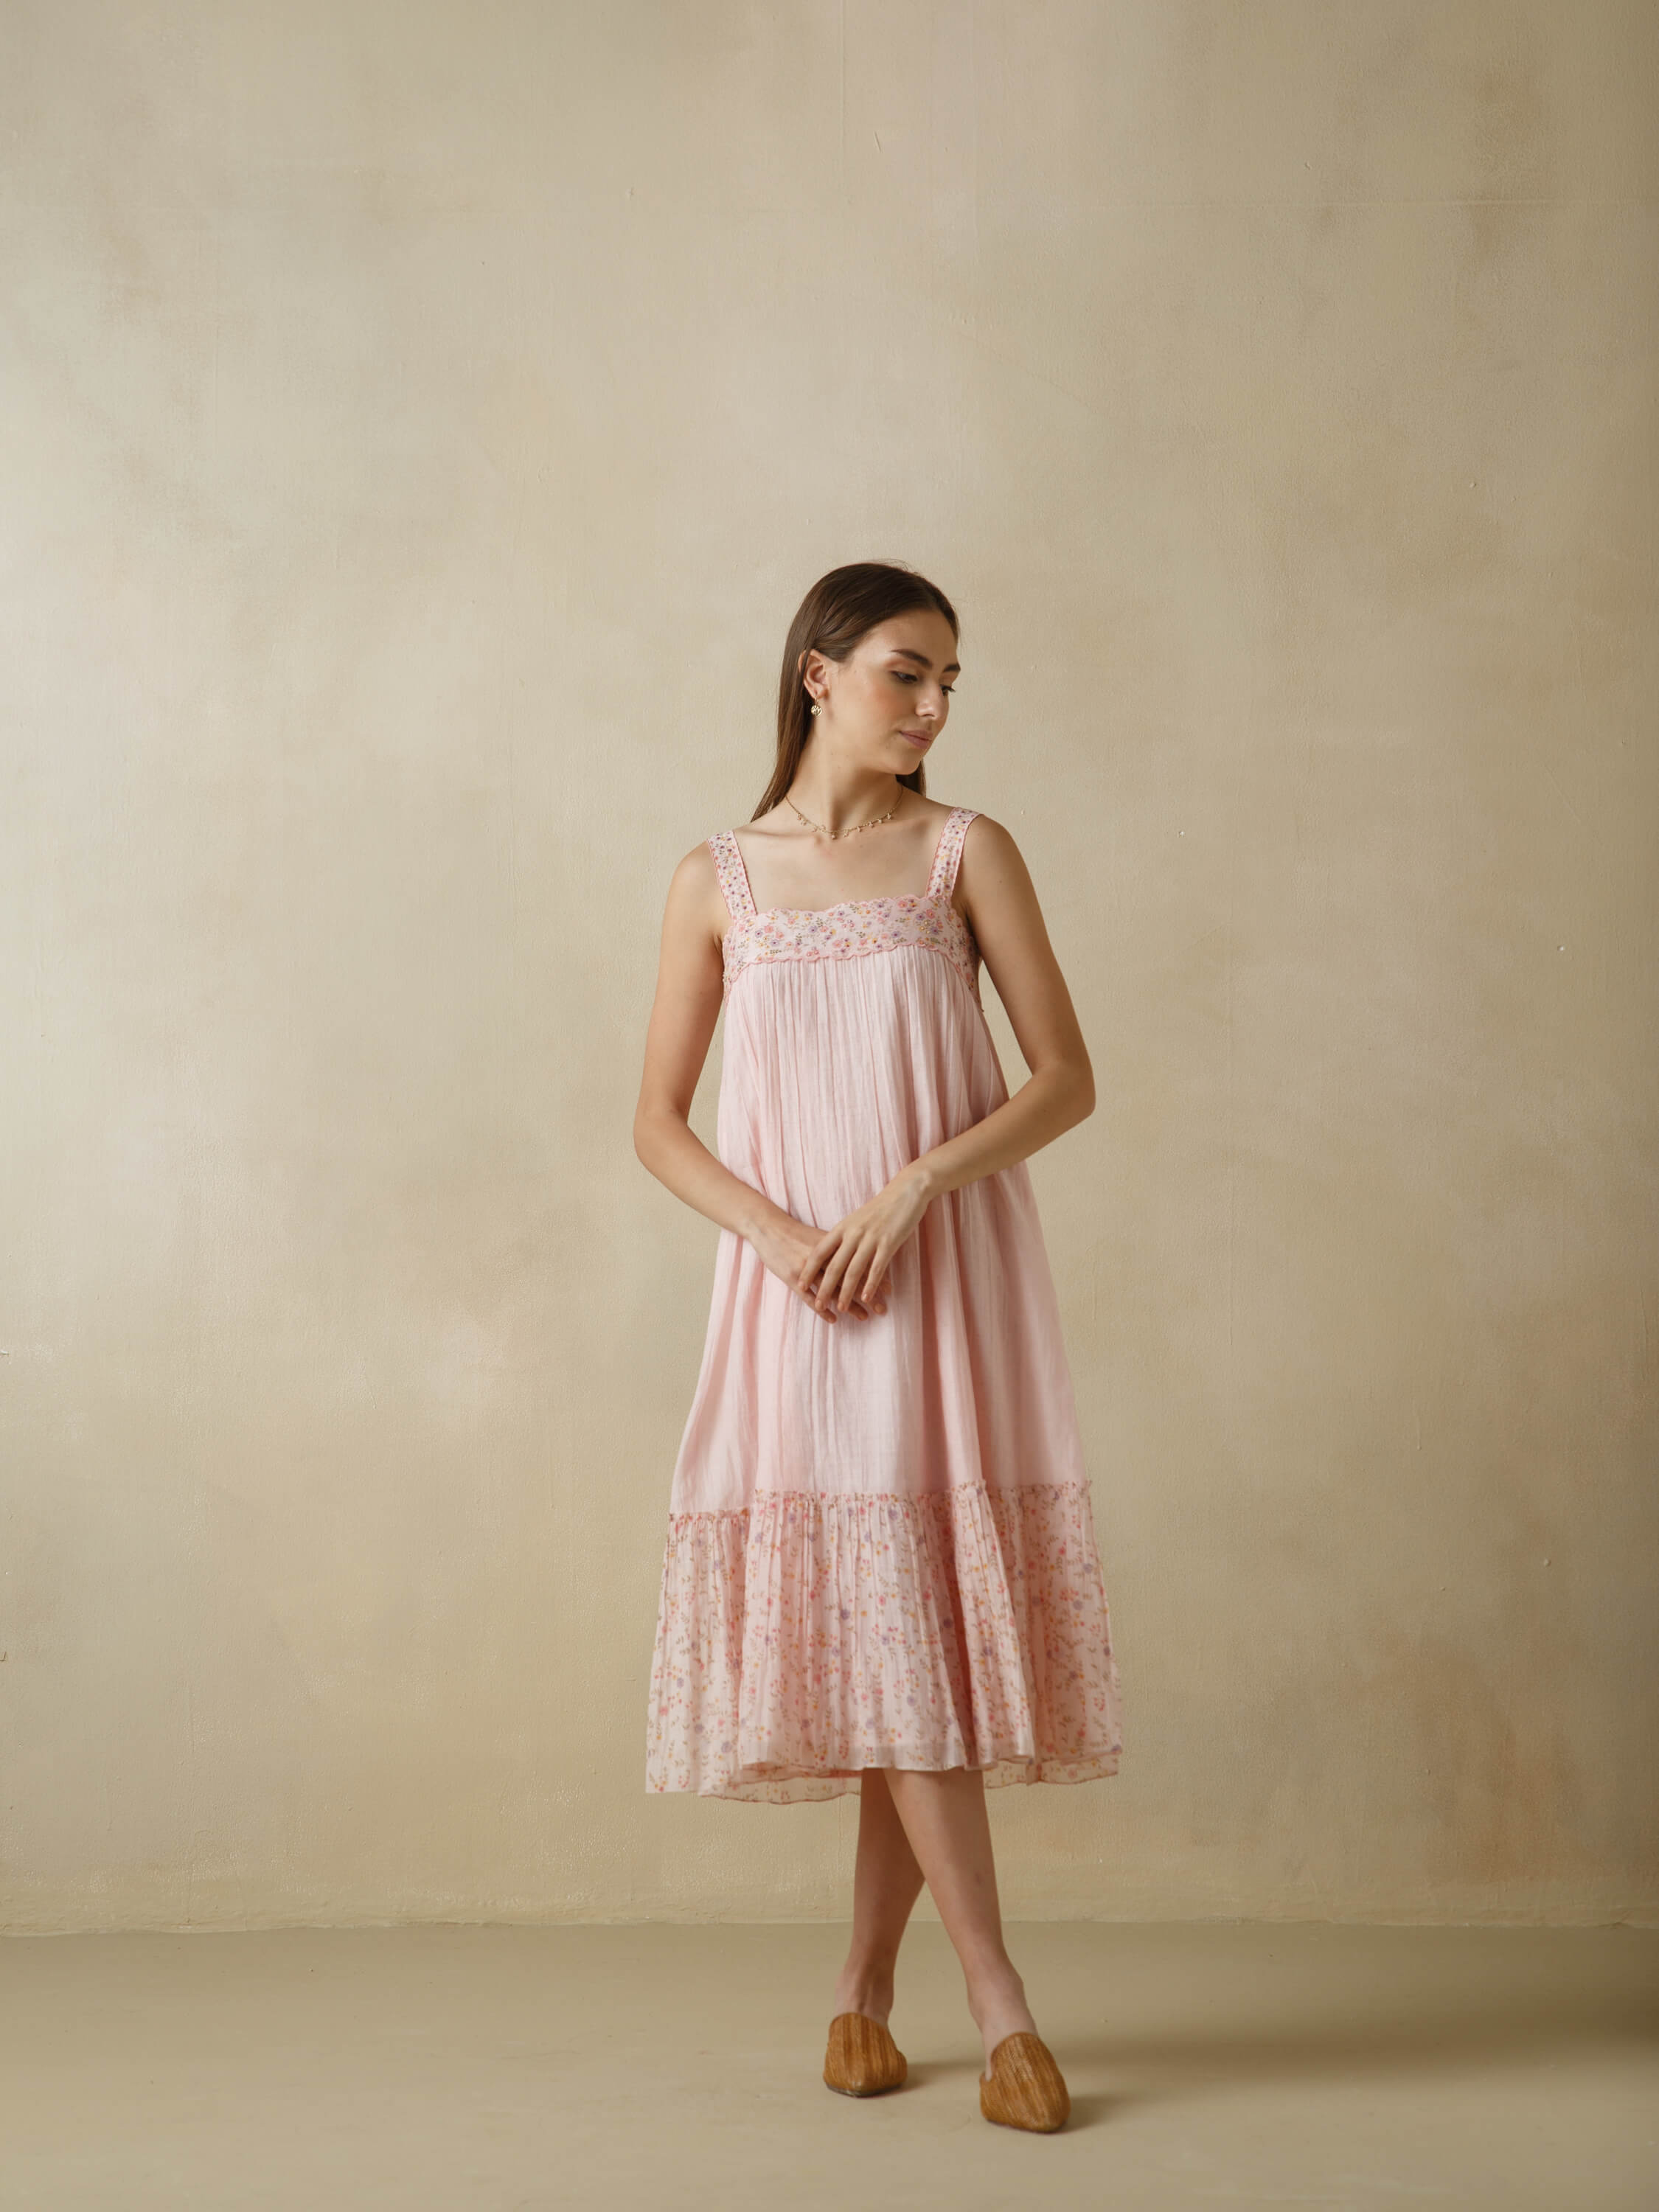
<box><xmin>794</xmin><ymin>1165</ymin><xmax>933</xmax><ymax>1322</ymax></box>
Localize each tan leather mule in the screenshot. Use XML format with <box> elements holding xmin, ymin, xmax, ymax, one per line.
<box><xmin>823</xmin><ymin>2011</ymin><xmax>908</xmax><ymax>2096</ymax></box>
<box><xmin>979</xmin><ymin>2030</ymin><xmax>1071</xmax><ymax>2132</ymax></box>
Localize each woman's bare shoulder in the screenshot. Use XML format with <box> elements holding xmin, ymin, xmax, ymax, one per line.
<box><xmin>953</xmin><ymin>813</ymin><xmax>1040</xmax><ymax>913</ymax></box>
<box><xmin>955</xmin><ymin>808</ymin><xmax>1018</xmax><ymax>858</ymax></box>
<box><xmin>665</xmin><ymin>833</ymin><xmax>721</xmax><ymax>889</ymax></box>
<box><xmin>655</xmin><ymin>836</ymin><xmax>730</xmax><ymax>947</ymax></box>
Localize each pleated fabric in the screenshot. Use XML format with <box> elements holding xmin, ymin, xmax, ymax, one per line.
<box><xmin>645</xmin><ymin>807</ymin><xmax>1123</xmax><ymax>1804</ymax></box>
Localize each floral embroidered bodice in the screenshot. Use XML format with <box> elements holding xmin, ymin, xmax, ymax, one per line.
<box><xmin>709</xmin><ymin>806</ymin><xmax>983</xmax><ymax>1006</ymax></box>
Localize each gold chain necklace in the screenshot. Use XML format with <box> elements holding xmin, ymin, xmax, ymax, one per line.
<box><xmin>786</xmin><ymin>794</ymin><xmax>900</xmax><ymax>841</ymax></box>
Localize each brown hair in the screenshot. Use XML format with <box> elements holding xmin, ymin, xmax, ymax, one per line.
<box><xmin>751</xmin><ymin>560</ymin><xmax>961</xmax><ymax>820</ymax></box>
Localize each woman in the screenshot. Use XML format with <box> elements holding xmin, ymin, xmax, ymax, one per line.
<box><xmin>633</xmin><ymin>561</ymin><xmax>1123</xmax><ymax>2134</ymax></box>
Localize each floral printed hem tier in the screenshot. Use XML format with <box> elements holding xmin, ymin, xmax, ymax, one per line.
<box><xmin>646</xmin><ymin>806</ymin><xmax>1124</xmax><ymax>1805</ymax></box>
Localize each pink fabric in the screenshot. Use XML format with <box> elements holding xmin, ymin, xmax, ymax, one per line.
<box><xmin>646</xmin><ymin>807</ymin><xmax>1123</xmax><ymax>1803</ymax></box>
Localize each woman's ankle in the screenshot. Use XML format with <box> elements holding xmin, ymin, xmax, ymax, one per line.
<box><xmin>831</xmin><ymin>1958</ymin><xmax>897</xmax><ymax>2020</ymax></box>
<box><xmin>966</xmin><ymin>1961</ymin><xmax>1037</xmax><ymax>2048</ymax></box>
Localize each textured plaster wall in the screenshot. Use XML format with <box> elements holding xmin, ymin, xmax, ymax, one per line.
<box><xmin>3</xmin><ymin>1</ymin><xmax>1655</xmax><ymax>1932</ymax></box>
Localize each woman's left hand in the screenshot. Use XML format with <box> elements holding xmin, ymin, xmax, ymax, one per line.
<box><xmin>796</xmin><ymin>1164</ymin><xmax>935</xmax><ymax>1317</ymax></box>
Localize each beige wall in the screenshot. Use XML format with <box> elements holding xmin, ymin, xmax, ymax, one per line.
<box><xmin>4</xmin><ymin>1</ymin><xmax>1655</xmax><ymax>1933</ymax></box>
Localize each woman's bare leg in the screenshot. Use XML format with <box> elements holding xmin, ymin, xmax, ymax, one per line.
<box><xmin>829</xmin><ymin>1767</ymin><xmax>927</xmax><ymax>2025</ymax></box>
<box><xmin>883</xmin><ymin>1765</ymin><xmax>1040</xmax><ymax>2075</ymax></box>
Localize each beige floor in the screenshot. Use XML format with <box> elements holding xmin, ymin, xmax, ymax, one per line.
<box><xmin>1</xmin><ymin>1921</ymin><xmax>1654</xmax><ymax>2210</ymax></box>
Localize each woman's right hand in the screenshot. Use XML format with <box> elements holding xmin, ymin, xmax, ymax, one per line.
<box><xmin>748</xmin><ymin>1213</ymin><xmax>887</xmax><ymax>1322</ymax></box>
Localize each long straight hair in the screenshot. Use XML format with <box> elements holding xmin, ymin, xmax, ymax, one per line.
<box><xmin>751</xmin><ymin>561</ymin><xmax>961</xmax><ymax>820</ymax></box>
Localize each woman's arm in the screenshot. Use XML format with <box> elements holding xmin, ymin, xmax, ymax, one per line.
<box><xmin>796</xmin><ymin>813</ymin><xmax>1095</xmax><ymax>1311</ymax></box>
<box><xmin>632</xmin><ymin>844</ymin><xmax>777</xmax><ymax>1239</ymax></box>
<box><xmin>909</xmin><ymin>812</ymin><xmax>1096</xmax><ymax>1199</ymax></box>
<box><xmin>632</xmin><ymin>844</ymin><xmax>884</xmax><ymax>1321</ymax></box>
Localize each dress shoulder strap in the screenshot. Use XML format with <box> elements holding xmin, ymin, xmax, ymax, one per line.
<box><xmin>926</xmin><ymin>807</ymin><xmax>979</xmax><ymax>902</ymax></box>
<box><xmin>709</xmin><ymin>828</ymin><xmax>757</xmax><ymax>924</ymax></box>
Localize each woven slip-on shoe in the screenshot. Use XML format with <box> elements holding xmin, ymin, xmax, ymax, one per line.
<box><xmin>823</xmin><ymin>2012</ymin><xmax>908</xmax><ymax>2096</ymax></box>
<box><xmin>979</xmin><ymin>2031</ymin><xmax>1071</xmax><ymax>2132</ymax></box>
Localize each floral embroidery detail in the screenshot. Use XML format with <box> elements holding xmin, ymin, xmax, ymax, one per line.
<box><xmin>726</xmin><ymin>896</ymin><xmax>982</xmax><ymax>1004</ymax></box>
<box><xmin>709</xmin><ymin>830</ymin><xmax>758</xmax><ymax>926</ymax></box>
<box><xmin>644</xmin><ymin>1479</ymin><xmax>1124</xmax><ymax>1804</ymax></box>
<box><xmin>710</xmin><ymin>807</ymin><xmax>984</xmax><ymax>1006</ymax></box>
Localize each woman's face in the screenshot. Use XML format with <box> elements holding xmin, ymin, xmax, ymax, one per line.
<box><xmin>807</xmin><ymin>610</ymin><xmax>960</xmax><ymax>772</ymax></box>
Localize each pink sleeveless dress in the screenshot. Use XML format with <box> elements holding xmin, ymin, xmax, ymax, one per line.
<box><xmin>645</xmin><ymin>806</ymin><xmax>1123</xmax><ymax>1803</ymax></box>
